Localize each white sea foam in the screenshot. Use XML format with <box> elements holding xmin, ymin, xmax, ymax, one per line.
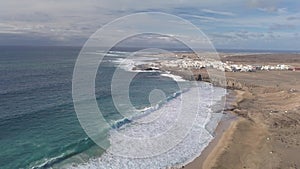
<box><xmin>160</xmin><ymin>73</ymin><xmax>186</xmax><ymax>82</ymax></box>
<box><xmin>65</xmin><ymin>85</ymin><xmax>226</xmax><ymax>169</ymax></box>
<box><xmin>112</xmin><ymin>58</ymin><xmax>138</xmax><ymax>72</ymax></box>
<box><xmin>110</xmin><ymin>56</ymin><xmax>161</xmax><ymax>73</ymax></box>
<box><xmin>111</xmin><ymin>58</ymin><xmax>187</xmax><ymax>82</ymax></box>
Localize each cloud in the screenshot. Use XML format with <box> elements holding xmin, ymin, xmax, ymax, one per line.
<box><xmin>0</xmin><ymin>0</ymin><xmax>299</xmax><ymax>50</ymax></box>
<box><xmin>210</xmin><ymin>31</ymin><xmax>300</xmax><ymax>50</ymax></box>
<box><xmin>269</xmin><ymin>23</ymin><xmax>296</xmax><ymax>30</ymax></box>
<box><xmin>181</xmin><ymin>14</ymin><xmax>218</xmax><ymax>22</ymax></box>
<box><xmin>248</xmin><ymin>0</ymin><xmax>287</xmax><ymax>13</ymax></box>
<box><xmin>114</xmin><ymin>34</ymin><xmax>184</xmax><ymax>48</ymax></box>
<box><xmin>258</xmin><ymin>7</ymin><xmax>287</xmax><ymax>14</ymax></box>
<box><xmin>0</xmin><ymin>23</ymin><xmax>25</xmax><ymax>34</ymax></box>
<box><xmin>202</xmin><ymin>9</ymin><xmax>235</xmax><ymax>16</ymax></box>
<box><xmin>287</xmin><ymin>16</ymin><xmax>300</xmax><ymax>20</ymax></box>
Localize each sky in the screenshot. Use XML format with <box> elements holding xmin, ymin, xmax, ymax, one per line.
<box><xmin>0</xmin><ymin>0</ymin><xmax>299</xmax><ymax>50</ymax></box>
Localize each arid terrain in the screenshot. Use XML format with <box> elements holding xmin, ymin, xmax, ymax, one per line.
<box><xmin>186</xmin><ymin>53</ymin><xmax>300</xmax><ymax>169</ymax></box>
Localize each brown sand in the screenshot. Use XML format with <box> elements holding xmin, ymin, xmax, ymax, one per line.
<box><xmin>184</xmin><ymin>54</ymin><xmax>300</xmax><ymax>169</ymax></box>
<box><xmin>184</xmin><ymin>98</ymin><xmax>239</xmax><ymax>169</ymax></box>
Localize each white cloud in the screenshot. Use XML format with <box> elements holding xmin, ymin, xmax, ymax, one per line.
<box><xmin>0</xmin><ymin>0</ymin><xmax>299</xmax><ymax>49</ymax></box>
<box><xmin>210</xmin><ymin>31</ymin><xmax>299</xmax><ymax>50</ymax></box>
<box><xmin>247</xmin><ymin>0</ymin><xmax>288</xmax><ymax>14</ymax></box>
<box><xmin>181</xmin><ymin>14</ymin><xmax>218</xmax><ymax>22</ymax></box>
<box><xmin>202</xmin><ymin>9</ymin><xmax>235</xmax><ymax>16</ymax></box>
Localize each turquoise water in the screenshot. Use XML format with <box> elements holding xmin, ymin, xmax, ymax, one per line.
<box><xmin>0</xmin><ymin>46</ymin><xmax>181</xmax><ymax>169</ymax></box>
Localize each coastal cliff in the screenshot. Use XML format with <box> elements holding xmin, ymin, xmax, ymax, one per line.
<box><xmin>161</xmin><ymin>67</ymin><xmax>253</xmax><ymax>90</ymax></box>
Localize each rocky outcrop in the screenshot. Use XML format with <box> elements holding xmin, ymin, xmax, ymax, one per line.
<box><xmin>134</xmin><ymin>64</ymin><xmax>253</xmax><ymax>90</ymax></box>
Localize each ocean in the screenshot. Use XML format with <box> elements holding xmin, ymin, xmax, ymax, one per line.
<box><xmin>0</xmin><ymin>46</ymin><xmax>226</xmax><ymax>169</ymax></box>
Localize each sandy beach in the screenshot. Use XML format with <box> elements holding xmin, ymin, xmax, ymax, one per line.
<box><xmin>181</xmin><ymin>53</ymin><xmax>300</xmax><ymax>169</ymax></box>
<box><xmin>133</xmin><ymin>52</ymin><xmax>300</xmax><ymax>169</ymax></box>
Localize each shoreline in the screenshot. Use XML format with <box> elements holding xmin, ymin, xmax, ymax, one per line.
<box><xmin>132</xmin><ymin>61</ymin><xmax>247</xmax><ymax>169</ymax></box>
<box><xmin>115</xmin><ymin>53</ymin><xmax>300</xmax><ymax>169</ymax></box>
<box><xmin>63</xmin><ymin>53</ymin><xmax>299</xmax><ymax>169</ymax></box>
<box><xmin>183</xmin><ymin>90</ymin><xmax>245</xmax><ymax>169</ymax></box>
<box><xmin>184</xmin><ymin>70</ymin><xmax>300</xmax><ymax>169</ymax></box>
<box><xmin>184</xmin><ymin>114</ymin><xmax>239</xmax><ymax>169</ymax></box>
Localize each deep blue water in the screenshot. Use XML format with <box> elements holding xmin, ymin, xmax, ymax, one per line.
<box><xmin>0</xmin><ymin>46</ymin><xmax>180</xmax><ymax>169</ymax></box>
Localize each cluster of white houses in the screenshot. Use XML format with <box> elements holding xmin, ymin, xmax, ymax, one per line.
<box><xmin>157</xmin><ymin>59</ymin><xmax>292</xmax><ymax>72</ymax></box>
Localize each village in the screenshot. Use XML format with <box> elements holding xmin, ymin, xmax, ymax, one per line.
<box><xmin>149</xmin><ymin>57</ymin><xmax>295</xmax><ymax>72</ymax></box>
